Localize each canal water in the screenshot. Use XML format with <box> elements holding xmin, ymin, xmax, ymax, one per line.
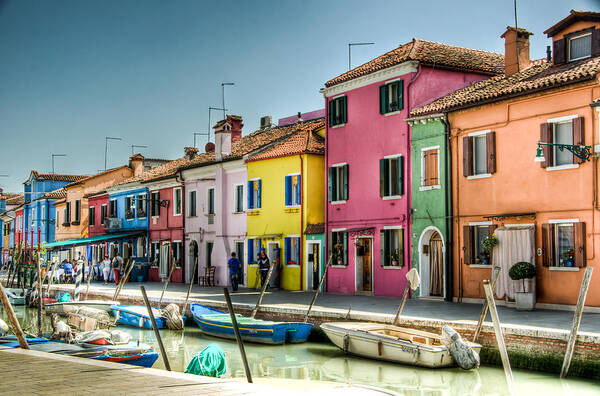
<box><xmin>2</xmin><ymin>306</ymin><xmax>599</xmax><ymax>395</ymax></box>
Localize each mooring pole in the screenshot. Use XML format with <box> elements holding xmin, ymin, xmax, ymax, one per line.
<box><xmin>473</xmin><ymin>266</ymin><xmax>501</xmax><ymax>342</ymax></box>
<box><xmin>159</xmin><ymin>262</ymin><xmax>176</xmax><ymax>306</ymax></box>
<box><xmin>393</xmin><ymin>283</ymin><xmax>411</xmax><ymax>326</ymax></box>
<box><xmin>560</xmin><ymin>266</ymin><xmax>593</xmax><ymax>378</ymax></box>
<box><xmin>182</xmin><ymin>257</ymin><xmax>199</xmax><ymax>317</ymax></box>
<box><xmin>0</xmin><ymin>284</ymin><xmax>29</xmax><ymax>349</ymax></box>
<box><xmin>36</xmin><ymin>253</ymin><xmax>43</xmax><ymax>336</ymax></box>
<box><xmin>113</xmin><ymin>260</ymin><xmax>134</xmax><ymax>301</ymax></box>
<box><xmin>483</xmin><ymin>279</ymin><xmax>514</xmax><ymax>394</ymax></box>
<box><xmin>304</xmin><ymin>255</ymin><xmax>332</xmax><ymax>323</ymax></box>
<box><xmin>140</xmin><ymin>286</ymin><xmax>171</xmax><ymax>371</ymax></box>
<box><xmin>250</xmin><ymin>262</ymin><xmax>275</xmax><ymax>319</ymax></box>
<box><xmin>224</xmin><ymin>288</ymin><xmax>252</xmax><ymax>383</ymax></box>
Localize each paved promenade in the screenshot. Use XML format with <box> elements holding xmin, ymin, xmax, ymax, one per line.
<box><xmin>54</xmin><ymin>281</ymin><xmax>600</xmax><ymax>334</ymax></box>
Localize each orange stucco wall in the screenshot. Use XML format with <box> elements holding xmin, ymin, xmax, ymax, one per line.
<box><xmin>553</xmin><ymin>21</ymin><xmax>600</xmax><ymax>40</ymax></box>
<box><xmin>450</xmin><ymin>81</ymin><xmax>600</xmax><ymax>307</ymax></box>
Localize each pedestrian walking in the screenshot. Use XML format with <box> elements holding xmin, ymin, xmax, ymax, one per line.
<box><xmin>257</xmin><ymin>249</ymin><xmax>270</xmax><ymax>289</ymax></box>
<box><xmin>227</xmin><ymin>252</ymin><xmax>241</xmax><ymax>292</ymax></box>
<box><xmin>112</xmin><ymin>253</ymin><xmax>123</xmax><ymax>285</ymax></box>
<box><xmin>102</xmin><ymin>255</ymin><xmax>111</xmax><ymax>285</ymax></box>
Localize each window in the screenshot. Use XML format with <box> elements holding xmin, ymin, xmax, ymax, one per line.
<box><xmin>285</xmin><ymin>175</ymin><xmax>301</xmax><ymax>206</ymax></box>
<box><xmin>568</xmin><ymin>33</ymin><xmax>592</xmax><ymax>61</ymax></box>
<box><xmin>463</xmin><ymin>132</ymin><xmax>496</xmax><ymax>177</ymax></box>
<box><xmin>421</xmin><ymin>148</ymin><xmax>440</xmax><ymax>188</ymax></box>
<box><xmin>540</xmin><ymin>117</ymin><xmax>584</xmax><ymax>168</ymax></box>
<box><xmin>380</xmin><ymin>80</ymin><xmax>404</xmax><ymax>114</ymax></box>
<box><xmin>89</xmin><ymin>207</ymin><xmax>95</xmax><ymax>226</ymax></box>
<box><xmin>207</xmin><ymin>188</ymin><xmax>215</xmax><ymax>215</ymax></box>
<box><xmin>463</xmin><ymin>224</ymin><xmax>496</xmax><ymax>265</ymax></box>
<box><xmin>31</xmin><ymin>208</ymin><xmax>35</xmax><ymax>227</ymax></box>
<box><xmin>379</xmin><ymin>156</ymin><xmax>404</xmax><ymax>197</ymax></box>
<box><xmin>188</xmin><ymin>190</ymin><xmax>197</xmax><ymax>217</ymax></box>
<box><xmin>380</xmin><ymin>228</ymin><xmax>404</xmax><ymax>267</ymax></box>
<box><xmin>235</xmin><ymin>241</ymin><xmax>244</xmax><ymax>266</ymax></box>
<box><xmin>554</xmin><ymin>121</ymin><xmax>574</xmax><ymax>166</ymax></box>
<box><xmin>56</xmin><ymin>210</ymin><xmax>59</xmax><ymax>229</ymax></box>
<box><xmin>247</xmin><ymin>238</ymin><xmax>262</xmax><ymax>265</ymax></box>
<box><xmin>328</xmin><ymin>164</ymin><xmax>348</xmax><ymax>202</ymax></box>
<box><xmin>125</xmin><ymin>196</ymin><xmax>135</xmax><ymax>220</ymax></box>
<box><xmin>543</xmin><ymin>222</ymin><xmax>586</xmax><ymax>267</ymax></box>
<box><xmin>285</xmin><ymin>236</ymin><xmax>300</xmax><ymax>265</ymax></box>
<box><xmin>329</xmin><ymin>231</ymin><xmax>348</xmax><ymax>266</ymax></box>
<box><xmin>109</xmin><ymin>199</ymin><xmax>117</xmax><ymax>218</ymax></box>
<box><xmin>234</xmin><ymin>185</ymin><xmax>244</xmax><ymax>213</ymax></box>
<box><xmin>172</xmin><ymin>241</ymin><xmax>182</xmax><ymax>268</ymax></box>
<box><xmin>101</xmin><ymin>204</ymin><xmax>108</xmax><ymax>225</ymax></box>
<box><xmin>151</xmin><ymin>191</ymin><xmax>160</xmax><ymax>217</ymax></box>
<box><xmin>66</xmin><ymin>202</ymin><xmax>71</xmax><ymax>223</ymax></box>
<box><xmin>328</xmin><ymin>96</ymin><xmax>347</xmax><ymax>126</ymax></box>
<box><xmin>74</xmin><ymin>200</ymin><xmax>80</xmax><ymax>224</ymax></box>
<box><xmin>206</xmin><ymin>241</ymin><xmax>213</xmax><ymax>267</ymax></box>
<box><xmin>247</xmin><ymin>180</ymin><xmax>261</xmax><ymax>209</ymax></box>
<box><xmin>173</xmin><ymin>188</ymin><xmax>182</xmax><ymax>216</ymax></box>
<box><xmin>150</xmin><ymin>241</ymin><xmax>160</xmax><ymax>267</ymax></box>
<box><xmin>136</xmin><ymin>194</ymin><xmax>147</xmax><ymax>218</ymax></box>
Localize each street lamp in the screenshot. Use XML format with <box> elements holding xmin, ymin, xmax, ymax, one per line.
<box><xmin>104</xmin><ymin>137</ymin><xmax>122</xmax><ymax>171</ymax></box>
<box><xmin>221</xmin><ymin>82</ymin><xmax>234</xmax><ymax>119</ymax></box>
<box><xmin>131</xmin><ymin>145</ymin><xmax>148</xmax><ymax>155</ymax></box>
<box><xmin>348</xmin><ymin>42</ymin><xmax>374</xmax><ymax>70</ymax></box>
<box><xmin>51</xmin><ymin>154</ymin><xmax>67</xmax><ymax>174</ymax></box>
<box><xmin>534</xmin><ymin>141</ymin><xmax>592</xmax><ymax>163</ymax></box>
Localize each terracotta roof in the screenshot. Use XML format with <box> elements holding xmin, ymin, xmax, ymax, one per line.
<box><xmin>411</xmin><ymin>56</ymin><xmax>600</xmax><ymax>117</ymax></box>
<box><xmin>84</xmin><ymin>190</ymin><xmax>108</xmax><ymax>199</ymax></box>
<box><xmin>246</xmin><ymin>119</ymin><xmax>325</xmax><ymax>162</ymax></box>
<box><xmin>4</xmin><ymin>194</ymin><xmax>24</xmax><ymax>206</ymax></box>
<box><xmin>41</xmin><ymin>188</ymin><xmax>66</xmax><ymax>199</ymax></box>
<box><xmin>324</xmin><ymin>38</ymin><xmax>504</xmax><ymax>88</ymax></box>
<box><xmin>63</xmin><ymin>166</ymin><xmax>132</xmax><ymax>188</ymax></box>
<box><xmin>28</xmin><ymin>171</ymin><xmax>88</xmax><ymax>183</ymax></box>
<box><xmin>544</xmin><ymin>10</ymin><xmax>600</xmax><ymax>37</ymax></box>
<box><xmin>305</xmin><ymin>223</ymin><xmax>325</xmax><ymax>235</ymax></box>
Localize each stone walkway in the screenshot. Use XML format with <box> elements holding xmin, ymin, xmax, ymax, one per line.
<box><xmin>55</xmin><ymin>281</ymin><xmax>600</xmax><ymax>334</ymax></box>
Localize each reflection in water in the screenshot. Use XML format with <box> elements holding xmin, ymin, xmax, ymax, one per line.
<box><xmin>2</xmin><ymin>307</ymin><xmax>599</xmax><ymax>396</ymax></box>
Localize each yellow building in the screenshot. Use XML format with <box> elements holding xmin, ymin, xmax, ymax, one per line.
<box><xmin>246</xmin><ymin>119</ymin><xmax>325</xmax><ymax>291</ymax></box>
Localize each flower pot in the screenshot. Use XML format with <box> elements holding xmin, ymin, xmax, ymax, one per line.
<box><xmin>515</xmin><ymin>292</ymin><xmax>535</xmax><ymax>311</ymax></box>
<box><xmin>392</xmin><ymin>260</ymin><xmax>398</xmax><ymax>266</ymax></box>
<box><xmin>337</xmin><ymin>258</ymin><xmax>343</xmax><ymax>266</ymax></box>
<box><xmin>566</xmin><ymin>260</ymin><xmax>574</xmax><ymax>267</ymax></box>
<box><xmin>481</xmin><ymin>257</ymin><xmax>489</xmax><ymax>265</ymax></box>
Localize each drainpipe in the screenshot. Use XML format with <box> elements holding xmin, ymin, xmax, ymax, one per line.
<box><xmin>299</xmin><ymin>154</ymin><xmax>304</xmax><ymax>291</ymax></box>
<box><xmin>441</xmin><ymin>115</ymin><xmax>453</xmax><ymax>302</ymax></box>
<box><xmin>176</xmin><ymin>171</ymin><xmax>186</xmax><ymax>283</ymax></box>
<box><xmin>324</xmin><ymin>95</ymin><xmax>329</xmax><ymax>293</ymax></box>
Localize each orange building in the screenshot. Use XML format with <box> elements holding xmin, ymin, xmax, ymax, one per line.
<box><xmin>412</xmin><ymin>10</ymin><xmax>600</xmax><ymax>308</ymax></box>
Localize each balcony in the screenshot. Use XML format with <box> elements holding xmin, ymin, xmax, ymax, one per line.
<box><xmin>105</xmin><ymin>217</ymin><xmax>122</xmax><ymax>232</ymax></box>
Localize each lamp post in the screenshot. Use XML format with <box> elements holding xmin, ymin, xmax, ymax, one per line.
<box><xmin>348</xmin><ymin>42</ymin><xmax>374</xmax><ymax>70</ymax></box>
<box><xmin>131</xmin><ymin>145</ymin><xmax>148</xmax><ymax>155</ymax></box>
<box><xmin>51</xmin><ymin>154</ymin><xmax>67</xmax><ymax>174</ymax></box>
<box><xmin>221</xmin><ymin>83</ymin><xmax>234</xmax><ymax>119</ymax></box>
<box><xmin>104</xmin><ymin>137</ymin><xmax>122</xmax><ymax>171</ymax></box>
<box><xmin>534</xmin><ymin>142</ymin><xmax>592</xmax><ymax>163</ymax></box>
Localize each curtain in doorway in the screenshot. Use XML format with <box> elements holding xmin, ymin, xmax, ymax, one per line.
<box><xmin>429</xmin><ymin>239</ymin><xmax>443</xmax><ymax>296</ymax></box>
<box><xmin>492</xmin><ymin>226</ymin><xmax>535</xmax><ymax>300</ymax></box>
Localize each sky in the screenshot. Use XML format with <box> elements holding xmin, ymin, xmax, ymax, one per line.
<box><xmin>0</xmin><ymin>0</ymin><xmax>598</xmax><ymax>193</ymax></box>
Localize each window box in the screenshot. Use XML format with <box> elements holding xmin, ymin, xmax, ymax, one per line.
<box><xmin>71</xmin><ymin>221</ymin><xmax>80</xmax><ymax>226</ymax></box>
<box><xmin>62</xmin><ymin>222</ymin><xmax>70</xmax><ymax>227</ymax></box>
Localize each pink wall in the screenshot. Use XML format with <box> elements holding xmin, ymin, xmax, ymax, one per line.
<box><xmin>89</xmin><ymin>194</ymin><xmax>108</xmax><ymax>237</ymax></box>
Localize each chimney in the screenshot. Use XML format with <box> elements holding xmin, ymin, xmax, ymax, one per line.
<box><xmin>213</xmin><ymin>115</ymin><xmax>243</xmax><ymax>161</ymax></box>
<box><xmin>184</xmin><ymin>146</ymin><xmax>199</xmax><ymax>160</ymax></box>
<box><xmin>297</xmin><ymin>112</ymin><xmax>303</xmax><ymax>122</ymax></box>
<box><xmin>129</xmin><ymin>154</ymin><xmax>145</xmax><ymax>176</ymax></box>
<box><xmin>205</xmin><ymin>142</ymin><xmax>215</xmax><ymax>153</ymax></box>
<box><xmin>501</xmin><ymin>26</ymin><xmax>533</xmax><ymax>76</ymax></box>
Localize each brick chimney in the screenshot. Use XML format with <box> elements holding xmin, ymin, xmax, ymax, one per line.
<box><xmin>184</xmin><ymin>146</ymin><xmax>199</xmax><ymax>160</ymax></box>
<box><xmin>213</xmin><ymin>115</ymin><xmax>243</xmax><ymax>161</ymax></box>
<box><xmin>129</xmin><ymin>154</ymin><xmax>145</xmax><ymax>176</ymax></box>
<box><xmin>501</xmin><ymin>26</ymin><xmax>533</xmax><ymax>76</ymax></box>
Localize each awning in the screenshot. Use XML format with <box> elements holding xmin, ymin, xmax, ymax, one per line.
<box><xmin>248</xmin><ymin>233</ymin><xmax>282</xmax><ymax>239</ymax></box>
<box><xmin>45</xmin><ymin>232</ymin><xmax>144</xmax><ymax>249</ymax></box>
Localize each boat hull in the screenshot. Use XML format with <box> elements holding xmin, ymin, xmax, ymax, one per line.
<box><xmin>90</xmin><ymin>351</ymin><xmax>160</xmax><ymax>367</ymax></box>
<box><xmin>45</xmin><ymin>300</ymin><xmax>119</xmax><ymax>315</ymax></box>
<box><xmin>320</xmin><ymin>322</ymin><xmax>481</xmax><ymax>369</ymax></box>
<box><xmin>111</xmin><ymin>305</ymin><xmax>166</xmax><ymax>329</ymax></box>
<box><xmin>5</xmin><ymin>289</ymin><xmax>26</xmax><ymax>305</ymax></box>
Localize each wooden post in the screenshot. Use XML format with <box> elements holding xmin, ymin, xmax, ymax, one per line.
<box><xmin>0</xmin><ymin>284</ymin><xmax>29</xmax><ymax>349</ymax></box>
<box><xmin>250</xmin><ymin>262</ymin><xmax>275</xmax><ymax>319</ymax></box>
<box><xmin>85</xmin><ymin>260</ymin><xmax>93</xmax><ymax>299</ymax></box>
<box><xmin>473</xmin><ymin>266</ymin><xmax>501</xmax><ymax>342</ymax></box>
<box><xmin>159</xmin><ymin>262</ymin><xmax>176</xmax><ymax>306</ymax></box>
<box><xmin>304</xmin><ymin>255</ymin><xmax>332</xmax><ymax>323</ymax></box>
<box><xmin>560</xmin><ymin>266</ymin><xmax>593</xmax><ymax>378</ymax></box>
<box><xmin>393</xmin><ymin>283</ymin><xmax>411</xmax><ymax>325</ymax></box>
<box><xmin>224</xmin><ymin>287</ymin><xmax>252</xmax><ymax>383</ymax></box>
<box><xmin>36</xmin><ymin>253</ymin><xmax>43</xmax><ymax>336</ymax></box>
<box><xmin>483</xmin><ymin>279</ymin><xmax>514</xmax><ymax>394</ymax></box>
<box><xmin>182</xmin><ymin>256</ymin><xmax>198</xmax><ymax>316</ymax></box>
<box><xmin>140</xmin><ymin>286</ymin><xmax>171</xmax><ymax>371</ymax></box>
<box><xmin>113</xmin><ymin>260</ymin><xmax>134</xmax><ymax>301</ymax></box>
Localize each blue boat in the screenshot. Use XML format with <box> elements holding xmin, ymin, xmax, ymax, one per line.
<box><xmin>190</xmin><ymin>303</ymin><xmax>313</xmax><ymax>345</ymax></box>
<box><xmin>111</xmin><ymin>304</ymin><xmax>167</xmax><ymax>329</ymax></box>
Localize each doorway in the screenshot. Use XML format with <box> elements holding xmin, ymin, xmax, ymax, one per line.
<box><xmin>159</xmin><ymin>242</ymin><xmax>170</xmax><ymax>278</ymax></box>
<box><xmin>206</xmin><ymin>241</ymin><xmax>214</xmax><ymax>268</ymax></box>
<box><xmin>355</xmin><ymin>237</ymin><xmax>373</xmax><ymax>293</ymax></box>
<box><xmin>266</xmin><ymin>241</ymin><xmax>280</xmax><ymax>288</ymax></box>
<box><xmin>188</xmin><ymin>240</ymin><xmax>198</xmax><ymax>284</ymax></box>
<box><xmin>306</xmin><ymin>241</ymin><xmax>321</xmax><ymax>291</ymax></box>
<box><xmin>418</xmin><ymin>227</ymin><xmax>445</xmax><ymax>298</ymax></box>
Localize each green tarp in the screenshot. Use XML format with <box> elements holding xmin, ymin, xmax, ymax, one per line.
<box><xmin>44</xmin><ymin>232</ymin><xmax>143</xmax><ymax>249</ymax></box>
<box><xmin>185</xmin><ymin>344</ymin><xmax>227</xmax><ymax>378</ymax></box>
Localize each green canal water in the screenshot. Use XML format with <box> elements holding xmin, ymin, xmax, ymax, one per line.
<box><xmin>2</xmin><ymin>306</ymin><xmax>599</xmax><ymax>395</ymax></box>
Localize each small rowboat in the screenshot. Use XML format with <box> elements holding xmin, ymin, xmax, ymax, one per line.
<box><xmin>4</xmin><ymin>288</ymin><xmax>26</xmax><ymax>305</ymax></box>
<box><xmin>45</xmin><ymin>300</ymin><xmax>120</xmax><ymax>315</ymax></box>
<box><xmin>191</xmin><ymin>303</ymin><xmax>312</xmax><ymax>345</ymax></box>
<box><xmin>111</xmin><ymin>305</ymin><xmax>166</xmax><ymax>329</ymax></box>
<box><xmin>320</xmin><ymin>322</ymin><xmax>482</xmax><ymax>369</ymax></box>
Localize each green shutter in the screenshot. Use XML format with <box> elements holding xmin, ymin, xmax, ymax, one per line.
<box><xmin>343</xmin><ymin>165</ymin><xmax>349</xmax><ymax>200</ymax></box>
<box><xmin>343</xmin><ymin>232</ymin><xmax>348</xmax><ymax>266</ymax></box>
<box><xmin>382</xmin><ymin>159</ymin><xmax>390</xmax><ymax>197</ymax></box>
<box><xmin>398</xmin><ymin>156</ymin><xmax>404</xmax><ymax>195</ymax></box>
<box><xmin>328</xmin><ymin>99</ymin><xmax>334</xmax><ymax>127</ymax></box>
<box><xmin>379</xmin><ymin>85</ymin><xmax>387</xmax><ymax>114</ymax></box>
<box><xmin>328</xmin><ymin>167</ymin><xmax>336</xmax><ymax>201</ymax></box>
<box><xmin>341</xmin><ymin>96</ymin><xmax>347</xmax><ymax>124</ymax></box>
<box><xmin>379</xmin><ymin>159</ymin><xmax>386</xmax><ymax>197</ymax></box>
<box><xmin>380</xmin><ymin>230</ymin><xmax>385</xmax><ymax>267</ymax></box>
<box><xmin>398</xmin><ymin>80</ymin><xmax>404</xmax><ymax>110</ymax></box>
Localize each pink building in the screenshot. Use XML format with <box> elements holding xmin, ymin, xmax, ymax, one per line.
<box><xmin>322</xmin><ymin>39</ymin><xmax>504</xmax><ymax>297</ymax></box>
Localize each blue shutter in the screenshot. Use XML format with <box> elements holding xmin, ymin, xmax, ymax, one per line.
<box><xmin>257</xmin><ymin>180</ymin><xmax>262</xmax><ymax>208</ymax></box>
<box><xmin>296</xmin><ymin>237</ymin><xmax>301</xmax><ymax>265</ymax></box>
<box><xmin>285</xmin><ymin>238</ymin><xmax>290</xmax><ymax>264</ymax></box>
<box><xmin>247</xmin><ymin>181</ymin><xmax>253</xmax><ymax>209</ymax></box>
<box><xmin>296</xmin><ymin>175</ymin><xmax>301</xmax><ymax>205</ymax></box>
<box><xmin>248</xmin><ymin>238</ymin><xmax>254</xmax><ymax>264</ymax></box>
<box><xmin>285</xmin><ymin>176</ymin><xmax>292</xmax><ymax>206</ymax></box>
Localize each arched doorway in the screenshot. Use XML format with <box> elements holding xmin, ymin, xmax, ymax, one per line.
<box><xmin>418</xmin><ymin>227</ymin><xmax>445</xmax><ymax>298</ymax></box>
<box><xmin>188</xmin><ymin>240</ymin><xmax>198</xmax><ymax>284</ymax></box>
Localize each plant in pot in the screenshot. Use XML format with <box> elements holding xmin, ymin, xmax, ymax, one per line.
<box><xmin>390</xmin><ymin>249</ymin><xmax>401</xmax><ymax>267</ymax></box>
<box><xmin>480</xmin><ymin>234</ymin><xmax>498</xmax><ymax>264</ymax></box>
<box><xmin>560</xmin><ymin>248</ymin><xmax>575</xmax><ymax>267</ymax></box>
<box><xmin>509</xmin><ymin>261</ymin><xmax>536</xmax><ymax>311</ymax></box>
<box><xmin>334</xmin><ymin>243</ymin><xmax>344</xmax><ymax>265</ymax></box>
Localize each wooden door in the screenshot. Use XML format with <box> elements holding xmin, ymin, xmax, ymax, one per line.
<box><xmin>362</xmin><ymin>239</ymin><xmax>372</xmax><ymax>291</ymax></box>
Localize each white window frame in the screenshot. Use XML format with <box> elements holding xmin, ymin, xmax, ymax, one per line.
<box><xmin>206</xmin><ymin>187</ymin><xmax>215</xmax><ymax>215</ymax></box>
<box><xmin>173</xmin><ymin>187</ymin><xmax>182</xmax><ymax>216</ymax></box>
<box><xmin>381</xmin><ymin>227</ymin><xmax>403</xmax><ymax>268</ymax></box>
<box><xmin>151</xmin><ymin>191</ymin><xmax>160</xmax><ymax>218</ymax></box>
<box><xmin>188</xmin><ymin>190</ymin><xmax>197</xmax><ymax>217</ymax></box>
<box><xmin>420</xmin><ymin>145</ymin><xmax>441</xmax><ymax>191</ymax></box>
<box><xmin>567</xmin><ymin>32</ymin><xmax>592</xmax><ymax>62</ymax></box>
<box><xmin>382</xmin><ymin>153</ymin><xmax>403</xmax><ymax>199</ymax></box>
<box><xmin>553</xmin><ymin>222</ymin><xmax>576</xmax><ymax>268</ymax></box>
<box><xmin>233</xmin><ymin>184</ymin><xmax>244</xmax><ymax>213</ymax></box>
<box><xmin>109</xmin><ymin>199</ymin><xmax>117</xmax><ymax>218</ymax></box>
<box><xmin>89</xmin><ymin>206</ymin><xmax>95</xmax><ymax>226</ymax></box>
<box><xmin>330</xmin><ymin>164</ymin><xmax>347</xmax><ymax>204</ymax></box>
<box><xmin>330</xmin><ymin>95</ymin><xmax>346</xmax><ymax>127</ymax></box>
<box><xmin>101</xmin><ymin>204</ymin><xmax>108</xmax><ymax>225</ymax></box>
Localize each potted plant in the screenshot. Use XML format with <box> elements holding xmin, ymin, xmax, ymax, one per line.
<box><xmin>509</xmin><ymin>261</ymin><xmax>536</xmax><ymax>311</ymax></box>
<box><xmin>334</xmin><ymin>243</ymin><xmax>344</xmax><ymax>265</ymax></box>
<box><xmin>391</xmin><ymin>250</ymin><xmax>400</xmax><ymax>266</ymax></box>
<box><xmin>561</xmin><ymin>248</ymin><xmax>575</xmax><ymax>267</ymax></box>
<box><xmin>481</xmin><ymin>233</ymin><xmax>498</xmax><ymax>264</ymax></box>
<box><xmin>478</xmin><ymin>252</ymin><xmax>490</xmax><ymax>265</ymax></box>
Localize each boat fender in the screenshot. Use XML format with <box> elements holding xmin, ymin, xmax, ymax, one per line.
<box><xmin>0</xmin><ymin>318</ymin><xmax>8</xmax><ymax>337</ymax></box>
<box><xmin>343</xmin><ymin>334</ymin><xmax>350</xmax><ymax>354</ymax></box>
<box><xmin>440</xmin><ymin>325</ymin><xmax>480</xmax><ymax>370</ymax></box>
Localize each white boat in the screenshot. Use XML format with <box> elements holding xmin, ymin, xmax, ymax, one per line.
<box><xmin>44</xmin><ymin>300</ymin><xmax>120</xmax><ymax>315</ymax></box>
<box><xmin>320</xmin><ymin>322</ymin><xmax>482</xmax><ymax>369</ymax></box>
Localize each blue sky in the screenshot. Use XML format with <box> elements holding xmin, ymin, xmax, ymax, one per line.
<box><xmin>0</xmin><ymin>0</ymin><xmax>597</xmax><ymax>193</ymax></box>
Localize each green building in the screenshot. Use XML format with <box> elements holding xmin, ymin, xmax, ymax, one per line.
<box><xmin>408</xmin><ymin>114</ymin><xmax>451</xmax><ymax>300</ymax></box>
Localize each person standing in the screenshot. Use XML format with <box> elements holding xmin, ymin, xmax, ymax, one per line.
<box><xmin>227</xmin><ymin>252</ymin><xmax>241</xmax><ymax>292</ymax></box>
<box><xmin>112</xmin><ymin>253</ymin><xmax>123</xmax><ymax>285</ymax></box>
<box><xmin>102</xmin><ymin>255</ymin><xmax>111</xmax><ymax>285</ymax></box>
<box><xmin>257</xmin><ymin>249</ymin><xmax>270</xmax><ymax>289</ymax></box>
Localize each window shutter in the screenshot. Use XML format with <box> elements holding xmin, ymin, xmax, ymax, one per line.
<box><xmin>341</xmin><ymin>96</ymin><xmax>347</xmax><ymax>124</ymax></box>
<box><xmin>328</xmin><ymin>99</ymin><xmax>334</xmax><ymax>127</ymax></box>
<box><xmin>248</xmin><ymin>238</ymin><xmax>254</xmax><ymax>264</ymax></box>
<box><xmin>343</xmin><ymin>164</ymin><xmax>349</xmax><ymax>200</ymax></box>
<box><xmin>379</xmin><ymin>85</ymin><xmax>387</xmax><ymax>114</ymax></box>
<box><xmin>592</xmin><ymin>29</ymin><xmax>600</xmax><ymax>57</ymax></box>
<box><xmin>573</xmin><ymin>117</ymin><xmax>585</xmax><ymax>164</ymax></box>
<box><xmin>488</xmin><ymin>224</ymin><xmax>498</xmax><ymax>263</ymax></box>
<box><xmin>343</xmin><ymin>232</ymin><xmax>348</xmax><ymax>266</ymax></box>
<box><xmin>398</xmin><ymin>229</ymin><xmax>404</xmax><ymax>267</ymax></box>
<box><xmin>540</xmin><ymin>123</ymin><xmax>553</xmax><ymax>168</ymax></box>
<box><xmin>380</xmin><ymin>230</ymin><xmax>385</xmax><ymax>267</ymax></box>
<box><xmin>379</xmin><ymin>159</ymin><xmax>386</xmax><ymax>197</ymax></box>
<box><xmin>257</xmin><ymin>180</ymin><xmax>262</xmax><ymax>208</ymax></box>
<box><xmin>285</xmin><ymin>176</ymin><xmax>292</xmax><ymax>206</ymax></box>
<box><xmin>574</xmin><ymin>222</ymin><xmax>586</xmax><ymax>268</ymax></box>
<box><xmin>296</xmin><ymin>237</ymin><xmax>301</xmax><ymax>265</ymax></box>
<box><xmin>398</xmin><ymin>156</ymin><xmax>404</xmax><ymax>195</ymax></box>
<box><xmin>296</xmin><ymin>175</ymin><xmax>301</xmax><ymax>205</ymax></box>
<box><xmin>462</xmin><ymin>137</ymin><xmax>473</xmax><ymax>177</ymax></box>
<box><xmin>541</xmin><ymin>223</ymin><xmax>555</xmax><ymax>267</ymax></box>
<box><xmin>486</xmin><ymin>131</ymin><xmax>496</xmax><ymax>174</ymax></box>
<box><xmin>328</xmin><ymin>167</ymin><xmax>334</xmax><ymax>202</ymax></box>
<box><xmin>398</xmin><ymin>80</ymin><xmax>404</xmax><ymax>110</ymax></box>
<box><xmin>285</xmin><ymin>237</ymin><xmax>290</xmax><ymax>264</ymax></box>
<box><xmin>553</xmin><ymin>38</ymin><xmax>566</xmax><ymax>65</ymax></box>
<box><xmin>463</xmin><ymin>226</ymin><xmax>473</xmax><ymax>265</ymax></box>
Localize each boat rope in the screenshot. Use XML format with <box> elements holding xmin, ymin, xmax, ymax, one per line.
<box><xmin>161</xmin><ymin>303</ymin><xmax>184</xmax><ymax>330</ymax></box>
